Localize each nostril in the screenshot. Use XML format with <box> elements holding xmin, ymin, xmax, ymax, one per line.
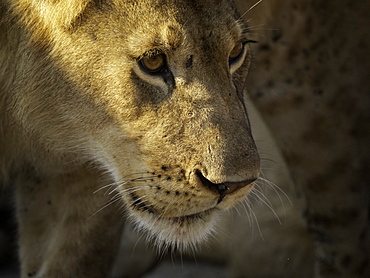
<box><xmin>196</xmin><ymin>170</ymin><xmax>221</xmax><ymax>193</ymax></box>
<box><xmin>195</xmin><ymin>170</ymin><xmax>256</xmax><ymax>203</ymax></box>
<box><xmin>216</xmin><ymin>184</ymin><xmax>228</xmax><ymax>194</ymax></box>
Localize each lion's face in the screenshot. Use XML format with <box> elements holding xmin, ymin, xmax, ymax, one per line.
<box><xmin>11</xmin><ymin>0</ymin><xmax>260</xmax><ymax>249</ymax></box>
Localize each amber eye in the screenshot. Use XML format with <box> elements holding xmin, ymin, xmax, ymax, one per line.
<box><xmin>229</xmin><ymin>43</ymin><xmax>245</xmax><ymax>64</ymax></box>
<box><xmin>139</xmin><ymin>54</ymin><xmax>166</xmax><ymax>74</ymax></box>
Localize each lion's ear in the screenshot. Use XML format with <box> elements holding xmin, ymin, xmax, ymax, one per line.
<box><xmin>8</xmin><ymin>0</ymin><xmax>96</xmax><ymax>40</ymax></box>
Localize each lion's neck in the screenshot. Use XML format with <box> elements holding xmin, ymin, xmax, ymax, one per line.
<box><xmin>0</xmin><ymin>14</ymin><xmax>27</xmax><ymax>181</ymax></box>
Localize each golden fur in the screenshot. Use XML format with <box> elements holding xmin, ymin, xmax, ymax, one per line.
<box><xmin>2</xmin><ymin>0</ymin><xmax>369</xmax><ymax>277</ymax></box>
<box><xmin>1</xmin><ymin>0</ymin><xmax>260</xmax><ymax>276</ymax></box>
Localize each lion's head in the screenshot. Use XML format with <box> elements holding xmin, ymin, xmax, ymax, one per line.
<box><xmin>4</xmin><ymin>0</ymin><xmax>260</xmax><ymax>250</ymax></box>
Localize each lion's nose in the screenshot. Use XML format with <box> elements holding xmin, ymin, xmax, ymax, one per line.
<box><xmin>196</xmin><ymin>170</ymin><xmax>256</xmax><ymax>203</ymax></box>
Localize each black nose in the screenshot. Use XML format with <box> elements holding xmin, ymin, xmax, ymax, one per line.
<box><xmin>196</xmin><ymin>170</ymin><xmax>256</xmax><ymax>203</ymax></box>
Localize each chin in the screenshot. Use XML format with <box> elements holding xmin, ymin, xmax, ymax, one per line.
<box><xmin>128</xmin><ymin>205</ymin><xmax>220</xmax><ymax>253</ymax></box>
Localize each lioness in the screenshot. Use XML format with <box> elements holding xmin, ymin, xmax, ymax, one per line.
<box><xmin>3</xmin><ymin>0</ymin><xmax>370</xmax><ymax>277</ymax></box>
<box><xmin>0</xmin><ymin>0</ymin><xmax>260</xmax><ymax>276</ymax></box>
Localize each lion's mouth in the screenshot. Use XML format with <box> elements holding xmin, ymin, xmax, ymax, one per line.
<box><xmin>126</xmin><ymin>191</ymin><xmax>219</xmax><ymax>251</ymax></box>
<box><xmin>129</xmin><ymin>191</ymin><xmax>213</xmax><ymax>221</ymax></box>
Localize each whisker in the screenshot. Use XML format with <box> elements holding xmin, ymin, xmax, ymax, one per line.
<box><xmin>86</xmin><ymin>193</ymin><xmax>122</xmax><ymax>220</ymax></box>
<box><xmin>249</xmin><ymin>190</ymin><xmax>282</xmax><ymax>225</ymax></box>
<box><xmin>242</xmin><ymin>197</ymin><xmax>262</xmax><ymax>239</ymax></box>
<box><xmin>120</xmin><ymin>186</ymin><xmax>153</xmax><ymax>194</ymax></box>
<box><xmin>233</xmin><ymin>202</ymin><xmax>243</xmax><ymax>216</ymax></box>
<box><xmin>93</xmin><ymin>174</ymin><xmax>155</xmax><ymax>195</ymax></box>
<box><xmin>240</xmin><ymin>198</ymin><xmax>253</xmax><ymax>228</ymax></box>
<box><xmin>129</xmin><ymin>196</ymin><xmax>152</xmax><ymax>210</ymax></box>
<box><xmin>258</xmin><ymin>176</ymin><xmax>292</xmax><ymax>205</ymax></box>
<box><xmin>122</xmin><ymin>172</ymin><xmax>156</xmax><ymax>179</ymax></box>
<box><xmin>245</xmin><ymin>198</ymin><xmax>264</xmax><ymax>240</ymax></box>
<box><xmin>132</xmin><ymin>232</ymin><xmax>146</xmax><ymax>258</ymax></box>
<box><xmin>93</xmin><ymin>182</ymin><xmax>116</xmax><ymax>194</ymax></box>
<box><xmin>240</xmin><ymin>0</ymin><xmax>263</xmax><ymax>18</ymax></box>
<box><xmin>252</xmin><ymin>185</ymin><xmax>274</xmax><ymax>208</ymax></box>
<box><xmin>108</xmin><ymin>186</ymin><xmax>119</xmax><ymax>195</ymax></box>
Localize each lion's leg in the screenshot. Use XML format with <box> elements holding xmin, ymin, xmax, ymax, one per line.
<box><xmin>16</xmin><ymin>166</ymin><xmax>124</xmax><ymax>278</ymax></box>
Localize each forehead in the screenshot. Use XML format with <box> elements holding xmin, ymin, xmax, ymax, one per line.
<box><xmin>112</xmin><ymin>0</ymin><xmax>246</xmax><ymax>57</ymax></box>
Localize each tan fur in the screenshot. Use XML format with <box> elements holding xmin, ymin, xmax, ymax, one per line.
<box><xmin>1</xmin><ymin>0</ymin><xmax>260</xmax><ymax>277</ymax></box>
<box><xmin>1</xmin><ymin>0</ymin><xmax>369</xmax><ymax>277</ymax></box>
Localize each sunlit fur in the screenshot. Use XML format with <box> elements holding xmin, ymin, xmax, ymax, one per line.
<box><xmin>0</xmin><ymin>0</ymin><xmax>261</xmax><ymax>276</ymax></box>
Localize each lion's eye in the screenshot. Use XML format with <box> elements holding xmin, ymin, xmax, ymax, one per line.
<box><xmin>229</xmin><ymin>43</ymin><xmax>245</xmax><ymax>65</ymax></box>
<box><xmin>139</xmin><ymin>54</ymin><xmax>166</xmax><ymax>74</ymax></box>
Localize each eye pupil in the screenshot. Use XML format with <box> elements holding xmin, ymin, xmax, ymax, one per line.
<box><xmin>140</xmin><ymin>54</ymin><xmax>165</xmax><ymax>73</ymax></box>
